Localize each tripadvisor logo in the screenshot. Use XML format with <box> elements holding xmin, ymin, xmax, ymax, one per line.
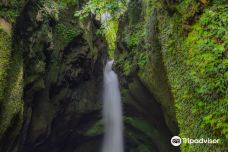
<box><xmin>171</xmin><ymin>136</ymin><xmax>182</xmax><ymax>146</ymax></box>
<box><xmin>171</xmin><ymin>136</ymin><xmax>220</xmax><ymax>146</ymax></box>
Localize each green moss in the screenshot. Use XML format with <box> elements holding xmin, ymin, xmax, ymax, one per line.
<box><xmin>116</xmin><ymin>22</ymin><xmax>148</xmax><ymax>75</ymax></box>
<box><xmin>125</xmin><ymin>117</ymin><xmax>155</xmax><ymax>137</ymax></box>
<box><xmin>0</xmin><ymin>0</ymin><xmax>25</xmax><ymax>23</ymax></box>
<box><xmin>37</xmin><ymin>0</ymin><xmax>59</xmax><ymax>21</ymax></box>
<box><xmin>0</xmin><ymin>30</ymin><xmax>11</xmax><ymax>101</ymax></box>
<box><xmin>104</xmin><ymin>19</ymin><xmax>118</xmax><ymax>58</ymax></box>
<box><xmin>125</xmin><ymin>116</ymin><xmax>174</xmax><ymax>151</ymax></box>
<box><xmin>0</xmin><ymin>2</ymin><xmax>24</xmax><ymax>150</ymax></box>
<box><xmin>57</xmin><ymin>0</ymin><xmax>79</xmax><ymax>9</ymax></box>
<box><xmin>85</xmin><ymin>120</ymin><xmax>103</xmax><ymax>136</ymax></box>
<box><xmin>52</xmin><ymin>3</ymin><xmax>80</xmax><ymax>51</ymax></box>
<box><xmin>0</xmin><ymin>30</ymin><xmax>23</xmax><ymax>140</ymax></box>
<box><xmin>124</xmin><ymin>23</ymin><xmax>145</xmax><ymax>48</ymax></box>
<box><xmin>116</xmin><ymin>54</ymin><xmax>135</xmax><ymax>75</ymax></box>
<box><xmin>176</xmin><ymin>0</ymin><xmax>201</xmax><ymax>21</ymax></box>
<box><xmin>74</xmin><ymin>0</ymin><xmax>126</xmax><ymax>58</ymax></box>
<box><xmin>0</xmin><ymin>64</ymin><xmax>23</xmax><ymax>137</ymax></box>
<box><xmin>124</xmin><ymin>117</ymin><xmax>155</xmax><ymax>151</ymax></box>
<box><xmin>184</xmin><ymin>5</ymin><xmax>228</xmax><ymax>140</ymax></box>
<box><xmin>158</xmin><ymin>1</ymin><xmax>228</xmax><ymax>151</ymax></box>
<box><xmin>115</xmin><ymin>0</ymin><xmax>228</xmax><ymax>151</ymax></box>
<box><xmin>55</xmin><ymin>23</ymin><xmax>81</xmax><ymax>42</ymax></box>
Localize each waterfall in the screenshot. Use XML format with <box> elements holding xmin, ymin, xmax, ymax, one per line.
<box><xmin>102</xmin><ymin>60</ymin><xmax>124</xmax><ymax>152</ymax></box>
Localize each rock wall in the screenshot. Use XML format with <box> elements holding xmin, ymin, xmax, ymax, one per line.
<box><xmin>0</xmin><ymin>1</ymin><xmax>25</xmax><ymax>151</ymax></box>
<box><xmin>116</xmin><ymin>0</ymin><xmax>228</xmax><ymax>151</ymax></box>
<box><xmin>115</xmin><ymin>0</ymin><xmax>179</xmax><ymax>151</ymax></box>
<box><xmin>14</xmin><ymin>0</ymin><xmax>107</xmax><ymax>152</ymax></box>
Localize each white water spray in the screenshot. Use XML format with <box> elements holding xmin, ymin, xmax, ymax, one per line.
<box><xmin>102</xmin><ymin>60</ymin><xmax>124</xmax><ymax>152</ymax></box>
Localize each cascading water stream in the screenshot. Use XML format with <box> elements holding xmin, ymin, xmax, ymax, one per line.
<box><xmin>102</xmin><ymin>60</ymin><xmax>124</xmax><ymax>152</ymax></box>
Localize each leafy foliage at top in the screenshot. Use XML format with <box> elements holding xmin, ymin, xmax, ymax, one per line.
<box><xmin>102</xmin><ymin>19</ymin><xmax>119</xmax><ymax>58</ymax></box>
<box><xmin>74</xmin><ymin>0</ymin><xmax>126</xmax><ymax>58</ymax></box>
<box><xmin>74</xmin><ymin>0</ymin><xmax>126</xmax><ymax>19</ymax></box>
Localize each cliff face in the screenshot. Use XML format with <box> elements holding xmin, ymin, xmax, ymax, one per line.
<box><xmin>18</xmin><ymin>1</ymin><xmax>107</xmax><ymax>152</ymax></box>
<box><xmin>116</xmin><ymin>0</ymin><xmax>228</xmax><ymax>151</ymax></box>
<box><xmin>0</xmin><ymin>0</ymin><xmax>107</xmax><ymax>152</ymax></box>
<box><xmin>115</xmin><ymin>0</ymin><xmax>179</xmax><ymax>151</ymax></box>
<box><xmin>0</xmin><ymin>1</ymin><xmax>25</xmax><ymax>151</ymax></box>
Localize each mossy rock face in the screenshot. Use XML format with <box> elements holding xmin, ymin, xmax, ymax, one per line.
<box><xmin>0</xmin><ymin>1</ymin><xmax>25</xmax><ymax>151</ymax></box>
<box><xmin>121</xmin><ymin>78</ymin><xmax>179</xmax><ymax>152</ymax></box>
<box><xmin>185</xmin><ymin>6</ymin><xmax>228</xmax><ymax>142</ymax></box>
<box><xmin>12</xmin><ymin>1</ymin><xmax>108</xmax><ymax>152</ymax></box>
<box><xmin>115</xmin><ymin>1</ymin><xmax>179</xmax><ymax>150</ymax></box>
<box><xmin>0</xmin><ymin>30</ymin><xmax>11</xmax><ymax>101</ymax></box>
<box><xmin>116</xmin><ymin>0</ymin><xmax>228</xmax><ymax>151</ymax></box>
<box><xmin>158</xmin><ymin>1</ymin><xmax>228</xmax><ymax>151</ymax></box>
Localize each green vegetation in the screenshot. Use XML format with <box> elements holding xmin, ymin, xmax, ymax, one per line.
<box><xmin>0</xmin><ymin>0</ymin><xmax>25</xmax><ymax>23</ymax></box>
<box><xmin>0</xmin><ymin>30</ymin><xmax>11</xmax><ymax>103</ymax></box>
<box><xmin>116</xmin><ymin>56</ymin><xmax>135</xmax><ymax>75</ymax></box>
<box><xmin>103</xmin><ymin>19</ymin><xmax>118</xmax><ymax>58</ymax></box>
<box><xmin>124</xmin><ymin>117</ymin><xmax>154</xmax><ymax>152</ymax></box>
<box><xmin>114</xmin><ymin>15</ymin><xmax>149</xmax><ymax>74</ymax></box>
<box><xmin>85</xmin><ymin>120</ymin><xmax>103</xmax><ymax>136</ymax></box>
<box><xmin>117</xmin><ymin>21</ymin><xmax>148</xmax><ymax>74</ymax></box>
<box><xmin>37</xmin><ymin>0</ymin><xmax>59</xmax><ymax>21</ymax></box>
<box><xmin>184</xmin><ymin>5</ymin><xmax>228</xmax><ymax>140</ymax></box>
<box><xmin>0</xmin><ymin>1</ymin><xmax>26</xmax><ymax>150</ymax></box>
<box><xmin>74</xmin><ymin>0</ymin><xmax>125</xmax><ymax>19</ymax></box>
<box><xmin>55</xmin><ymin>0</ymin><xmax>78</xmax><ymax>9</ymax></box>
<box><xmin>55</xmin><ymin>23</ymin><xmax>81</xmax><ymax>42</ymax></box>
<box><xmin>75</xmin><ymin>0</ymin><xmax>126</xmax><ymax>58</ymax></box>
<box><xmin>114</xmin><ymin>0</ymin><xmax>228</xmax><ymax>151</ymax></box>
<box><xmin>0</xmin><ymin>29</ymin><xmax>23</xmax><ymax>142</ymax></box>
<box><xmin>125</xmin><ymin>116</ymin><xmax>174</xmax><ymax>152</ymax></box>
<box><xmin>124</xmin><ymin>24</ymin><xmax>145</xmax><ymax>48</ymax></box>
<box><xmin>158</xmin><ymin>1</ymin><xmax>228</xmax><ymax>151</ymax></box>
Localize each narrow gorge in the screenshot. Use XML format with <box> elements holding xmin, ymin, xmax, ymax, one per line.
<box><xmin>0</xmin><ymin>0</ymin><xmax>227</xmax><ymax>152</ymax></box>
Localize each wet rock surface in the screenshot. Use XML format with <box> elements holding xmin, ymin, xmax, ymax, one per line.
<box><xmin>16</xmin><ymin>1</ymin><xmax>107</xmax><ymax>152</ymax></box>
